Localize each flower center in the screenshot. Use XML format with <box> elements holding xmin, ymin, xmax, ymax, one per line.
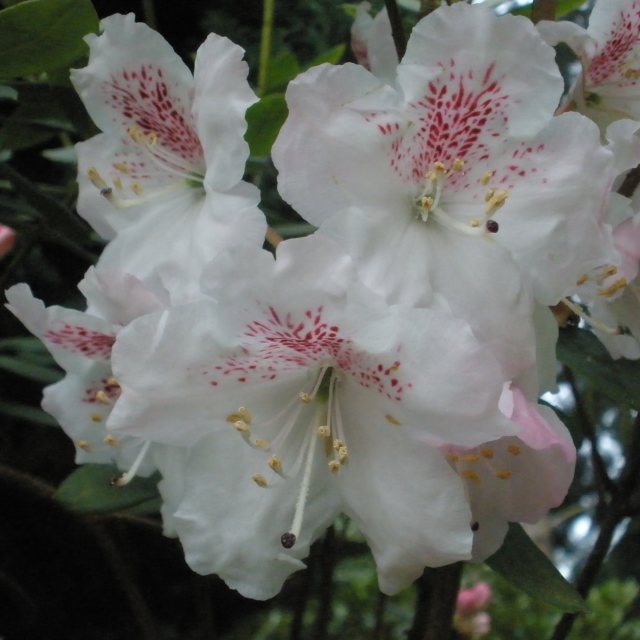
<box><xmin>87</xmin><ymin>126</ymin><xmax>205</xmax><ymax>209</ymax></box>
<box><xmin>226</xmin><ymin>365</ymin><xmax>348</xmax><ymax>549</ymax></box>
<box><xmin>413</xmin><ymin>159</ymin><xmax>506</xmax><ymax>237</ymax></box>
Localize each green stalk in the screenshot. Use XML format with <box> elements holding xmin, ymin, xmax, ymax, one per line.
<box><xmin>258</xmin><ymin>0</ymin><xmax>275</xmax><ymax>96</ymax></box>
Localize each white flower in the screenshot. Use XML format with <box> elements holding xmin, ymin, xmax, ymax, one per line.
<box><xmin>539</xmin><ymin>0</ymin><xmax>640</xmax><ymax>129</ymax></box>
<box><xmin>4</xmin><ymin>268</ymin><xmax>166</xmax><ymax>479</ymax></box>
<box><xmin>108</xmin><ymin>234</ymin><xmax>515</xmax><ymax>598</ymax></box>
<box><xmin>273</xmin><ymin>3</ymin><xmax>618</xmax><ymax>382</ymax></box>
<box><xmin>71</xmin><ymin>14</ymin><xmax>266</xmax><ymax>295</ymax></box>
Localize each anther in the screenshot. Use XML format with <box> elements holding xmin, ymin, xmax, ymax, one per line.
<box><xmin>77</xmin><ymin>439</ymin><xmax>92</xmax><ymax>451</ymax></box>
<box><xmin>576</xmin><ymin>274</ymin><xmax>590</xmax><ymax>286</ymax></box>
<box><xmin>462</xmin><ymin>453</ymin><xmax>481</xmax><ymax>463</ymax></box>
<box><xmin>113</xmin><ymin>162</ymin><xmax>129</xmax><ymax>173</ymax></box>
<box><xmin>338</xmin><ymin>446</ymin><xmax>349</xmax><ymax>463</ymax></box>
<box><xmin>496</xmin><ymin>469</ymin><xmax>512</xmax><ymax>480</ymax></box>
<box><xmin>461</xmin><ymin>470</ymin><xmax>482</xmax><ymax>483</ymax></box>
<box><xmin>100</xmin><ymin>187</ymin><xmax>113</xmax><ymax>198</ymax></box>
<box><xmin>253</xmin><ymin>438</ymin><xmax>270</xmax><ymax>449</ymax></box>
<box><xmin>598</xmin><ymin>277</ymin><xmax>627</xmax><ymax>298</ymax></box>
<box><xmin>471</xmin><ymin>521</ymin><xmax>480</xmax><ymax>532</ymax></box>
<box><xmin>385</xmin><ymin>414</ymin><xmax>401</xmax><ymax>426</ymax></box>
<box><xmin>486</xmin><ymin>219</ymin><xmax>499</xmax><ymax>233</ymax></box>
<box><xmin>281</xmin><ymin>532</ymin><xmax>296</xmax><ymax>549</ymax></box>
<box><xmin>90</xmin><ymin>412</ymin><xmax>103</xmax><ymax>423</ymax></box>
<box><xmin>233</xmin><ymin>419</ymin><xmax>249</xmax><ymax>434</ymax></box>
<box><xmin>298</xmin><ymin>392</ymin><xmax>313</xmax><ymax>404</ymax></box>
<box><xmin>507</xmin><ymin>445</ymin><xmax>521</xmax><ymax>456</ymax></box>
<box><xmin>328</xmin><ymin>460</ymin><xmax>341</xmax><ymax>473</ymax></box>
<box><xmin>480</xmin><ymin>447</ymin><xmax>494</xmax><ymax>459</ymax></box>
<box><xmin>485</xmin><ymin>190</ymin><xmax>508</xmax><ymax>215</ymax></box>
<box><xmin>451</xmin><ymin>158</ymin><xmax>465</xmax><ymax>172</ymax></box>
<box><xmin>317</xmin><ymin>425</ymin><xmax>330</xmax><ymax>437</ymax></box>
<box><xmin>103</xmin><ymin>434</ymin><xmax>120</xmax><ymax>447</ymax></box>
<box><xmin>481</xmin><ymin>171</ymin><xmax>494</xmax><ymax>186</ymax></box>
<box><xmin>95</xmin><ymin>390</ymin><xmax>111</xmax><ymax>405</ymax></box>
<box><xmin>252</xmin><ymin>473</ymin><xmax>268</xmax><ymax>488</ymax></box>
<box><xmin>268</xmin><ymin>455</ymin><xmax>284</xmax><ymax>474</ymax></box>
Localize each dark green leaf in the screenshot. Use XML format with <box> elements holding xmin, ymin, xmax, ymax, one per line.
<box><xmin>0</xmin><ymin>398</ymin><xmax>57</xmax><ymax>425</ymax></box>
<box><xmin>0</xmin><ymin>354</ymin><xmax>61</xmax><ymax>382</ymax></box>
<box><xmin>487</xmin><ymin>523</ymin><xmax>587</xmax><ymax>613</ymax></box>
<box><xmin>0</xmin><ymin>0</ymin><xmax>98</xmax><ymax>78</ymax></box>
<box><xmin>265</xmin><ymin>49</ymin><xmax>300</xmax><ymax>93</ymax></box>
<box><xmin>56</xmin><ymin>464</ymin><xmax>162</xmax><ymax>515</ymax></box>
<box><xmin>245</xmin><ymin>93</ymin><xmax>288</xmax><ymax>157</ymax></box>
<box><xmin>557</xmin><ymin>327</ymin><xmax>640</xmax><ymax>409</ymax></box>
<box><xmin>511</xmin><ymin>0</ymin><xmax>586</xmax><ymax>18</ymax></box>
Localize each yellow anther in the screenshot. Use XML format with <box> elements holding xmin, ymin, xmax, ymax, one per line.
<box><xmin>253</xmin><ymin>438</ymin><xmax>270</xmax><ymax>449</ymax></box>
<box><xmin>602</xmin><ymin>265</ymin><xmax>618</xmax><ymax>278</ymax></box>
<box><xmin>496</xmin><ymin>469</ymin><xmax>513</xmax><ymax>480</ymax></box>
<box><xmin>452</xmin><ymin>158</ymin><xmax>465</xmax><ymax>172</ymax></box>
<box><xmin>446</xmin><ymin>452</ymin><xmax>460</xmax><ymax>463</ymax></box>
<box><xmin>95</xmin><ymin>390</ymin><xmax>111</xmax><ymax>405</ymax></box>
<box><xmin>113</xmin><ymin>162</ymin><xmax>130</xmax><ymax>173</ymax></box>
<box><xmin>485</xmin><ymin>189</ymin><xmax>509</xmax><ymax>214</ymax></box>
<box><xmin>131</xmin><ymin>182</ymin><xmax>143</xmax><ymax>195</ymax></box>
<box><xmin>484</xmin><ymin>187</ymin><xmax>495</xmax><ymax>202</ymax></box>
<box><xmin>298</xmin><ymin>392</ymin><xmax>313</xmax><ymax>404</ymax></box>
<box><xmin>233</xmin><ymin>419</ymin><xmax>249</xmax><ymax>434</ymax></box>
<box><xmin>469</xmin><ymin>218</ymin><xmax>481</xmax><ymax>228</ymax></box>
<box><xmin>598</xmin><ymin>278</ymin><xmax>628</xmax><ymax>298</ymax></box>
<box><xmin>87</xmin><ymin>167</ymin><xmax>109</xmax><ymax>189</ymax></box>
<box><xmin>333</xmin><ymin>438</ymin><xmax>344</xmax><ymax>451</ymax></box>
<box><xmin>77</xmin><ymin>439</ymin><xmax>92</xmax><ymax>451</ymax></box>
<box><xmin>389</xmin><ymin>364</ymin><xmax>400</xmax><ymax>372</ymax></box>
<box><xmin>480</xmin><ymin>447</ymin><xmax>494</xmax><ymax>459</ymax></box>
<box><xmin>328</xmin><ymin>460</ymin><xmax>341</xmax><ymax>473</ymax></box>
<box><xmin>252</xmin><ymin>473</ymin><xmax>268</xmax><ymax>487</ymax></box>
<box><xmin>317</xmin><ymin>425</ymin><xmax>330</xmax><ymax>437</ymax></box>
<box><xmin>576</xmin><ymin>274</ymin><xmax>590</xmax><ymax>286</ymax></box>
<box><xmin>461</xmin><ymin>469</ymin><xmax>482</xmax><ymax>483</ymax></box>
<box><xmin>268</xmin><ymin>456</ymin><xmax>284</xmax><ymax>474</ymax></box>
<box><xmin>462</xmin><ymin>453</ymin><xmax>481</xmax><ymax>464</ymax></box>
<box><xmin>127</xmin><ymin>125</ymin><xmax>144</xmax><ymax>142</ymax></box>
<box><xmin>226</xmin><ymin>407</ymin><xmax>252</xmax><ymax>425</ymax></box>
<box><xmin>507</xmin><ymin>444</ymin><xmax>522</xmax><ymax>456</ymax></box>
<box><xmin>421</xmin><ymin>196</ymin><xmax>434</xmax><ymax>210</ymax></box>
<box><xmin>624</xmin><ymin>68</ymin><xmax>640</xmax><ymax>79</ymax></box>
<box><xmin>338</xmin><ymin>446</ymin><xmax>349</xmax><ymax>463</ymax></box>
<box><xmin>106</xmin><ymin>377</ymin><xmax>119</xmax><ymax>387</ymax></box>
<box><xmin>112</xmin><ymin>176</ymin><xmax>123</xmax><ymax>190</ymax></box>
<box><xmin>480</xmin><ymin>170</ymin><xmax>495</xmax><ymax>185</ymax></box>
<box><xmin>385</xmin><ymin>413</ymin><xmax>401</xmax><ymax>426</ymax></box>
<box><xmin>103</xmin><ymin>434</ymin><xmax>120</xmax><ymax>447</ymax></box>
<box><xmin>147</xmin><ymin>132</ymin><xmax>158</xmax><ymax>145</ymax></box>
<box><xmin>89</xmin><ymin>412</ymin><xmax>103</xmax><ymax>423</ymax></box>
<box><xmin>433</xmin><ymin>161</ymin><xmax>447</xmax><ymax>173</ymax></box>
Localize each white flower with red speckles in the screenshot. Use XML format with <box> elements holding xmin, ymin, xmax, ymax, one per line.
<box><xmin>4</xmin><ymin>268</ymin><xmax>167</xmax><ymax>479</ymax></box>
<box><xmin>107</xmin><ymin>234</ymin><xmax>516</xmax><ymax>598</ymax></box>
<box><xmin>71</xmin><ymin>14</ymin><xmax>265</xmax><ymax>295</ymax></box>
<box><xmin>539</xmin><ymin>0</ymin><xmax>640</xmax><ymax>129</ymax></box>
<box><xmin>273</xmin><ymin>3</ymin><xmax>618</xmax><ymax>382</ymax></box>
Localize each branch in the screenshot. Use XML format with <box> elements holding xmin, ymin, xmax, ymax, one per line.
<box><xmin>531</xmin><ymin>0</ymin><xmax>556</xmax><ymax>23</ymax></box>
<box><xmin>385</xmin><ymin>0</ymin><xmax>407</xmax><ymax>60</ymax></box>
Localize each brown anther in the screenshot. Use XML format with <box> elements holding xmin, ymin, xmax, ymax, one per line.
<box><xmin>252</xmin><ymin>473</ymin><xmax>268</xmax><ymax>487</ymax></box>
<box><xmin>89</xmin><ymin>412</ymin><xmax>103</xmax><ymax>423</ymax></box>
<box><xmin>103</xmin><ymin>434</ymin><xmax>120</xmax><ymax>447</ymax></box>
<box><xmin>496</xmin><ymin>469</ymin><xmax>513</xmax><ymax>480</ymax></box>
<box><xmin>507</xmin><ymin>445</ymin><xmax>522</xmax><ymax>456</ymax></box>
<box><xmin>253</xmin><ymin>438</ymin><xmax>270</xmax><ymax>449</ymax></box>
<box><xmin>328</xmin><ymin>460</ymin><xmax>341</xmax><ymax>473</ymax></box>
<box><xmin>233</xmin><ymin>419</ymin><xmax>249</xmax><ymax>434</ymax></box>
<box><xmin>268</xmin><ymin>456</ymin><xmax>284</xmax><ymax>474</ymax></box>
<box><xmin>480</xmin><ymin>447</ymin><xmax>494</xmax><ymax>459</ymax></box>
<box><xmin>385</xmin><ymin>413</ymin><xmax>401</xmax><ymax>426</ymax></box>
<box><xmin>77</xmin><ymin>439</ymin><xmax>92</xmax><ymax>451</ymax></box>
<box><xmin>461</xmin><ymin>470</ymin><xmax>482</xmax><ymax>483</ymax></box>
<box><xmin>281</xmin><ymin>532</ymin><xmax>296</xmax><ymax>549</ymax></box>
<box><xmin>598</xmin><ymin>278</ymin><xmax>628</xmax><ymax>297</ymax></box>
<box><xmin>462</xmin><ymin>453</ymin><xmax>481</xmax><ymax>464</ymax></box>
<box><xmin>576</xmin><ymin>274</ymin><xmax>590</xmax><ymax>286</ymax></box>
<box><xmin>317</xmin><ymin>425</ymin><xmax>330</xmax><ymax>437</ymax></box>
<box><xmin>298</xmin><ymin>392</ymin><xmax>313</xmax><ymax>404</ymax></box>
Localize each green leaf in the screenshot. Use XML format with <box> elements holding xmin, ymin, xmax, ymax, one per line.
<box><xmin>487</xmin><ymin>523</ymin><xmax>587</xmax><ymax>613</ymax></box>
<box><xmin>264</xmin><ymin>49</ymin><xmax>300</xmax><ymax>93</ymax></box>
<box><xmin>56</xmin><ymin>464</ymin><xmax>162</xmax><ymax>515</ymax></box>
<box><xmin>0</xmin><ymin>399</ymin><xmax>57</xmax><ymax>425</ymax></box>
<box><xmin>557</xmin><ymin>327</ymin><xmax>640</xmax><ymax>409</ymax></box>
<box><xmin>307</xmin><ymin>43</ymin><xmax>346</xmax><ymax>69</ymax></box>
<box><xmin>510</xmin><ymin>0</ymin><xmax>586</xmax><ymax>18</ymax></box>
<box><xmin>0</xmin><ymin>354</ymin><xmax>61</xmax><ymax>382</ymax></box>
<box><xmin>245</xmin><ymin>93</ymin><xmax>288</xmax><ymax>157</ymax></box>
<box><xmin>0</xmin><ymin>0</ymin><xmax>98</xmax><ymax>79</ymax></box>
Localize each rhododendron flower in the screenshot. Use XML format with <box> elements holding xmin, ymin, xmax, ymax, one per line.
<box><xmin>351</xmin><ymin>2</ymin><xmax>398</xmax><ymax>85</ymax></box>
<box><xmin>454</xmin><ymin>582</ymin><xmax>492</xmax><ymax>639</ymax></box>
<box><xmin>539</xmin><ymin>0</ymin><xmax>640</xmax><ymax>129</ymax></box>
<box><xmin>71</xmin><ymin>14</ymin><xmax>265</xmax><ymax>294</ymax></box>
<box><xmin>4</xmin><ymin>268</ymin><xmax>167</xmax><ymax>478</ymax></box>
<box><xmin>442</xmin><ymin>384</ymin><xmax>575</xmax><ymax>561</ymax></box>
<box><xmin>107</xmin><ymin>235</ymin><xmax>516</xmax><ymax>598</ymax></box>
<box><xmin>273</xmin><ymin>3</ymin><xmax>618</xmax><ymax>380</ymax></box>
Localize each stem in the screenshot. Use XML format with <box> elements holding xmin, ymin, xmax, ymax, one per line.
<box><xmin>408</xmin><ymin>563</ymin><xmax>463</xmax><ymax>640</ymax></box>
<box><xmin>372</xmin><ymin>591</ymin><xmax>387</xmax><ymax>640</ymax></box>
<box><xmin>312</xmin><ymin>526</ymin><xmax>336</xmax><ymax>640</ymax></box>
<box><xmin>258</xmin><ymin>0</ymin><xmax>275</xmax><ymax>96</ymax></box>
<box><xmin>141</xmin><ymin>0</ymin><xmax>158</xmax><ymax>29</ymax></box>
<box><xmin>419</xmin><ymin>0</ymin><xmax>441</xmax><ymax>18</ymax></box>
<box><xmin>531</xmin><ymin>0</ymin><xmax>556</xmax><ymax>23</ymax></box>
<box><xmin>385</xmin><ymin>0</ymin><xmax>407</xmax><ymax>60</ymax></box>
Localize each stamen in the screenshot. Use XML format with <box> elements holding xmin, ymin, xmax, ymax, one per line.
<box><xmin>95</xmin><ymin>390</ymin><xmax>111</xmax><ymax>405</ymax></box>
<box><xmin>480</xmin><ymin>447</ymin><xmax>494</xmax><ymax>459</ymax></box>
<box><xmin>496</xmin><ymin>469</ymin><xmax>513</xmax><ymax>479</ymax></box>
<box><xmin>252</xmin><ymin>473</ymin><xmax>269</xmax><ymax>488</ymax></box>
<box><xmin>561</xmin><ymin>297</ymin><xmax>622</xmax><ymax>335</ymax></box>
<box><xmin>90</xmin><ymin>412</ymin><xmax>103</xmax><ymax>423</ymax></box>
<box><xmin>507</xmin><ymin>445</ymin><xmax>521</xmax><ymax>456</ymax></box>
<box><xmin>77</xmin><ymin>439</ymin><xmax>92</xmax><ymax>451</ymax></box>
<box><xmin>598</xmin><ymin>277</ymin><xmax>627</xmax><ymax>298</ymax></box>
<box><xmin>385</xmin><ymin>413</ymin><xmax>401</xmax><ymax>426</ymax></box>
<box><xmin>485</xmin><ymin>190</ymin><xmax>509</xmax><ymax>215</ymax></box>
<box><xmin>103</xmin><ymin>434</ymin><xmax>120</xmax><ymax>447</ymax></box>
<box><xmin>110</xmin><ymin>440</ymin><xmax>151</xmax><ymax>487</ymax></box>
<box><xmin>281</xmin><ymin>406</ymin><xmax>321</xmax><ymax>549</ymax></box>
<box><xmin>268</xmin><ymin>455</ymin><xmax>284</xmax><ymax>475</ymax></box>
<box><xmin>480</xmin><ymin>171</ymin><xmax>495</xmax><ymax>185</ymax></box>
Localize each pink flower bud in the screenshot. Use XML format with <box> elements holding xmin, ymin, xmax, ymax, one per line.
<box><xmin>455</xmin><ymin>582</ymin><xmax>492</xmax><ymax>617</ymax></box>
<box><xmin>0</xmin><ymin>225</ymin><xmax>16</xmax><ymax>259</ymax></box>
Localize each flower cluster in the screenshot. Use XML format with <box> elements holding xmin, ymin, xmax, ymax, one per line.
<box><xmin>6</xmin><ymin>1</ymin><xmax>640</xmax><ymax>600</ymax></box>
